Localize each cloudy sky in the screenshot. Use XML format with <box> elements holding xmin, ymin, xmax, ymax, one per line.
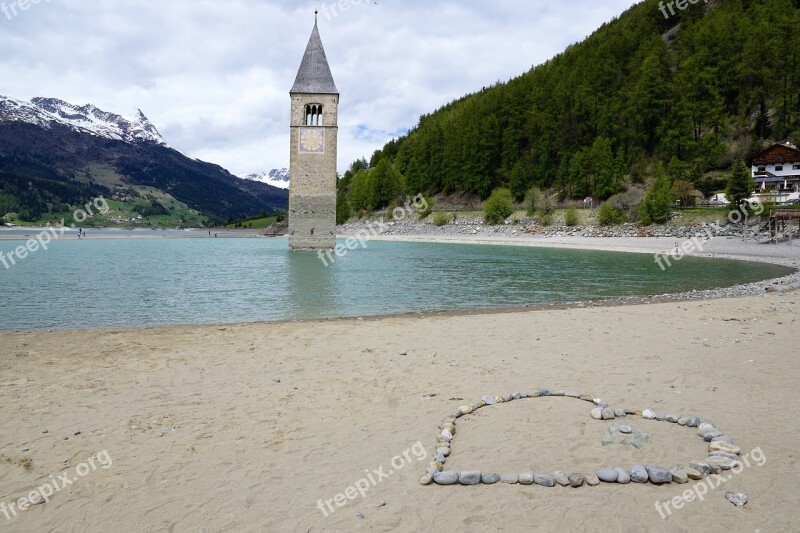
<box><xmin>0</xmin><ymin>0</ymin><xmax>637</xmax><ymax>175</ymax></box>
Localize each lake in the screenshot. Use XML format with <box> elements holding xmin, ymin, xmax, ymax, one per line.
<box><xmin>0</xmin><ymin>236</ymin><xmax>792</xmax><ymax>330</ymax></box>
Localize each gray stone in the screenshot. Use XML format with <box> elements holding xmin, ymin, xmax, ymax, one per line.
<box><xmin>706</xmin><ymin>456</ymin><xmax>739</xmax><ymax>470</ymax></box>
<box><xmin>591</xmin><ymin>407</ymin><xmax>603</xmax><ymax>420</ymax></box>
<box><xmin>711</xmin><ymin>435</ymin><xmax>734</xmax><ymax>444</ymax></box>
<box><xmin>697</xmin><ymin>422</ymin><xmax>716</xmax><ymax>433</ymax></box>
<box><xmin>568</xmin><ymin>473</ymin><xmax>584</xmax><ymax>488</ymax></box>
<box><xmin>613</xmin><ymin>408</ymin><xmax>627</xmax><ymax>418</ymax></box>
<box><xmin>709</xmin><ymin>441</ymin><xmax>741</xmax><ymax>456</ymax></box>
<box><xmin>678</xmin><ymin>417</ymin><xmax>690</xmax><ymax>426</ymax></box>
<box><xmin>565</xmin><ymin>392</ymin><xmax>581</xmax><ymax>398</ymax></box>
<box><xmin>601</xmin><ymin>408</ymin><xmax>616</xmax><ymax>420</ymax></box>
<box><xmin>645</xmin><ymin>464</ymin><xmax>672</xmax><ymax>484</ymax></box>
<box><xmin>459</xmin><ymin>471</ymin><xmax>481</xmax><ymax>486</ymax></box>
<box><xmin>709</xmin><ymin>451</ymin><xmax>739</xmax><ymax>460</ymax></box>
<box><xmin>420</xmin><ymin>473</ymin><xmax>433</xmax><ymax>485</ymax></box>
<box><xmin>519</xmin><ymin>392</ymin><xmax>529</xmax><ymax>398</ymax></box>
<box><xmin>519</xmin><ymin>473</ymin><xmax>535</xmax><ymax>485</ymax></box>
<box><xmin>603</xmin><ymin>422</ymin><xmax>651</xmax><ymax>449</ymax></box>
<box><xmin>596</xmin><ymin>401</ymin><xmax>609</xmax><ymax>409</ymax></box>
<box><xmin>501</xmin><ymin>473</ymin><xmax>519</xmax><ymax>484</ymax></box>
<box><xmin>671</xmin><ymin>467</ymin><xmax>689</xmax><ymax>484</ymax></box>
<box><xmin>426</xmin><ymin>466</ymin><xmax>439</xmax><ymax>475</ymax></box>
<box><xmin>585</xmin><ymin>473</ymin><xmax>600</xmax><ymax>486</ymax></box>
<box><xmin>703</xmin><ymin>431</ymin><xmax>724</xmax><ymax>442</ymax></box>
<box><xmin>41</xmin><ymin>429</ymin><xmax>48</xmax><ymax>434</ymax></box>
<box><xmin>433</xmin><ymin>471</ymin><xmax>459</xmax><ymax>485</ymax></box>
<box><xmin>597</xmin><ymin>468</ymin><xmax>618</xmax><ymax>483</ymax></box>
<box><xmin>630</xmin><ymin>466</ymin><xmax>650</xmax><ymax>483</ymax></box>
<box><xmin>726</xmin><ymin>492</ymin><xmax>748</xmax><ymax>507</ymax></box>
<box><xmin>642</xmin><ymin>410</ymin><xmax>656</xmax><ymax>420</ymax></box>
<box><xmin>666</xmin><ymin>414</ymin><xmax>681</xmax><ymax>423</ymax></box>
<box><xmin>481</xmin><ymin>395</ymin><xmax>496</xmax><ymax>405</ymax></box>
<box><xmin>615</xmin><ymin>468</ymin><xmax>631</xmax><ymax>484</ymax></box>
<box><xmin>618</xmin><ymin>425</ymin><xmax>633</xmax><ymax>434</ymax></box>
<box><xmin>436</xmin><ymin>447</ymin><xmax>450</xmax><ymax>457</ymax></box>
<box><xmin>481</xmin><ymin>472</ymin><xmax>500</xmax><ymax>484</ymax></box>
<box><xmin>533</xmin><ymin>474</ymin><xmax>556</xmax><ymax>487</ymax></box>
<box><xmin>20</xmin><ymin>447</ymin><xmax>29</xmax><ymax>452</ymax></box>
<box><xmin>550</xmin><ymin>390</ymin><xmax>565</xmax><ymax>397</ymax></box>
<box><xmin>539</xmin><ymin>389</ymin><xmax>551</xmax><ymax>397</ymax></box>
<box><xmin>686</xmin><ymin>417</ymin><xmax>701</xmax><ymax>427</ymax></box>
<box><xmin>512</xmin><ymin>392</ymin><xmax>522</xmax><ymax>400</ymax></box>
<box><xmin>553</xmin><ymin>471</ymin><xmax>570</xmax><ymax>486</ymax></box>
<box><xmin>698</xmin><ymin>426</ymin><xmax>720</xmax><ymax>438</ymax></box>
<box><xmin>504</xmin><ymin>395</ymin><xmax>513</xmax><ymax>402</ymax></box>
<box><xmin>689</xmin><ymin>462</ymin><xmax>712</xmax><ymax>477</ymax></box>
<box><xmin>655</xmin><ymin>413</ymin><xmax>667</xmax><ymax>421</ymax></box>
<box><xmin>434</xmin><ymin>453</ymin><xmax>446</xmax><ymax>463</ymax></box>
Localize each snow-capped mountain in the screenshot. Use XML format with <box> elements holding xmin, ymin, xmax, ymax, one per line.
<box><xmin>239</xmin><ymin>168</ymin><xmax>291</xmax><ymax>190</ymax></box>
<box><xmin>0</xmin><ymin>95</ymin><xmax>167</xmax><ymax>146</ymax></box>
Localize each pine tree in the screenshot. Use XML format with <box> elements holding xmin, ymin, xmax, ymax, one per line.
<box><xmin>725</xmin><ymin>160</ymin><xmax>756</xmax><ymax>210</ymax></box>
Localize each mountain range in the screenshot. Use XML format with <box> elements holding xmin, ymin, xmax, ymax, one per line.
<box><xmin>0</xmin><ymin>96</ymin><xmax>288</xmax><ymax>223</ymax></box>
<box><xmin>239</xmin><ymin>168</ymin><xmax>291</xmax><ymax>190</ymax></box>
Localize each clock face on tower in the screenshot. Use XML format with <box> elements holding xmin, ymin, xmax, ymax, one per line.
<box><xmin>299</xmin><ymin>127</ymin><xmax>324</xmax><ymax>154</ymax></box>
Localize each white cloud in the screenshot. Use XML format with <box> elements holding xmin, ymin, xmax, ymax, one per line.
<box><xmin>0</xmin><ymin>0</ymin><xmax>638</xmax><ymax>174</ymax></box>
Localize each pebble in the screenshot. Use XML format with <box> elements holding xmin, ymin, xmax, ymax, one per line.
<box><xmin>420</xmin><ymin>473</ymin><xmax>433</xmax><ymax>485</ymax></box>
<box><xmin>459</xmin><ymin>471</ymin><xmax>481</xmax><ymax>486</ymax></box>
<box><xmin>553</xmin><ymin>471</ymin><xmax>570</xmax><ymax>486</ymax></box>
<box><xmin>20</xmin><ymin>447</ymin><xmax>29</xmax><ymax>452</ymax></box>
<box><xmin>533</xmin><ymin>474</ymin><xmax>556</xmax><ymax>487</ymax></box>
<box><xmin>519</xmin><ymin>473</ymin><xmax>534</xmax><ymax>485</ymax></box>
<box><xmin>426</xmin><ymin>466</ymin><xmax>439</xmax><ymax>475</ymax></box>
<box><xmin>579</xmin><ymin>394</ymin><xmax>594</xmax><ymax>402</ymax></box>
<box><xmin>645</xmin><ymin>464</ymin><xmax>672</xmax><ymax>484</ymax></box>
<box><xmin>703</xmin><ymin>430</ymin><xmax>724</xmax><ymax>442</ymax></box>
<box><xmin>433</xmin><ymin>471</ymin><xmax>459</xmax><ymax>485</ymax></box>
<box><xmin>726</xmin><ymin>492</ymin><xmax>748</xmax><ymax>507</ymax></box>
<box><xmin>686</xmin><ymin>417</ymin><xmax>701</xmax><ymax>427</ymax></box>
<box><xmin>591</xmin><ymin>408</ymin><xmax>603</xmax><ymax>420</ymax></box>
<box><xmin>512</xmin><ymin>392</ymin><xmax>522</xmax><ymax>400</ymax></box>
<box><xmin>630</xmin><ymin>465</ymin><xmax>649</xmax><ymax>483</ymax></box>
<box><xmin>501</xmin><ymin>473</ymin><xmax>519</xmax><ymax>484</ymax></box>
<box><xmin>618</xmin><ymin>425</ymin><xmax>632</xmax><ymax>434</ymax></box>
<box><xmin>568</xmin><ymin>473</ymin><xmax>584</xmax><ymax>488</ymax></box>
<box><xmin>585</xmin><ymin>473</ymin><xmax>600</xmax><ymax>486</ymax></box>
<box><xmin>642</xmin><ymin>410</ymin><xmax>656</xmax><ymax>420</ymax></box>
<box><xmin>613</xmin><ymin>408</ymin><xmax>626</xmax><ymax>418</ymax></box>
<box><xmin>482</xmin><ymin>395</ymin><xmax>496</xmax><ymax>405</ymax></box>
<box><xmin>624</xmin><ymin>409</ymin><xmax>636</xmax><ymax>415</ymax></box>
<box><xmin>697</xmin><ymin>422</ymin><xmax>716</xmax><ymax>433</ymax></box>
<box><xmin>706</xmin><ymin>456</ymin><xmax>739</xmax><ymax>470</ymax></box>
<box><xmin>539</xmin><ymin>389</ymin><xmax>551</xmax><ymax>397</ymax></box>
<box><xmin>481</xmin><ymin>473</ymin><xmax>500</xmax><ymax>484</ymax></box>
<box><xmin>565</xmin><ymin>392</ymin><xmax>581</xmax><ymax>398</ymax></box>
<box><xmin>655</xmin><ymin>413</ymin><xmax>667</xmax><ymax>421</ymax></box>
<box><xmin>677</xmin><ymin>417</ymin><xmax>690</xmax><ymax>426</ymax></box>
<box><xmin>434</xmin><ymin>454</ymin><xmax>446</xmax><ymax>463</ymax></box>
<box><xmin>41</xmin><ymin>429</ymin><xmax>48</xmax><ymax>434</ymax></box>
<box><xmin>504</xmin><ymin>394</ymin><xmax>513</xmax><ymax>402</ymax></box>
<box><xmin>689</xmin><ymin>462</ymin><xmax>711</xmax><ymax>477</ymax></box>
<box><xmin>596</xmin><ymin>401</ymin><xmax>609</xmax><ymax>409</ymax></box>
<box><xmin>666</xmin><ymin>414</ymin><xmax>681</xmax><ymax>423</ymax></box>
<box><xmin>440</xmin><ymin>429</ymin><xmax>453</xmax><ymax>442</ymax></box>
<box><xmin>458</xmin><ymin>405</ymin><xmax>472</xmax><ymax>415</ymax></box>
<box><xmin>615</xmin><ymin>468</ymin><xmax>630</xmax><ymax>484</ymax></box>
<box><xmin>601</xmin><ymin>408</ymin><xmax>616</xmax><ymax>420</ymax></box>
<box><xmin>356</xmin><ymin>512</ymin><xmax>365</xmax><ymax>519</ymax></box>
<box><xmin>550</xmin><ymin>390</ymin><xmax>565</xmax><ymax>397</ymax></box>
<box><xmin>709</xmin><ymin>451</ymin><xmax>739</xmax><ymax>460</ymax></box>
<box><xmin>711</xmin><ymin>435</ymin><xmax>734</xmax><ymax>444</ymax></box>
<box><xmin>709</xmin><ymin>441</ymin><xmax>741</xmax><ymax>456</ymax></box>
<box><xmin>436</xmin><ymin>447</ymin><xmax>450</xmax><ymax>457</ymax></box>
<box><xmin>597</xmin><ymin>468</ymin><xmax>618</xmax><ymax>483</ymax></box>
<box><xmin>685</xmin><ymin>466</ymin><xmax>704</xmax><ymax>480</ymax></box>
<box><xmin>671</xmin><ymin>467</ymin><xmax>689</xmax><ymax>484</ymax></box>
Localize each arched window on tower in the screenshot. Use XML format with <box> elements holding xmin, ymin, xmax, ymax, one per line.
<box><xmin>304</xmin><ymin>104</ymin><xmax>323</xmax><ymax>126</ymax></box>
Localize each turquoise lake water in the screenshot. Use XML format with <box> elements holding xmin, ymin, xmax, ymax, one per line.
<box><xmin>0</xmin><ymin>237</ymin><xmax>792</xmax><ymax>330</ymax></box>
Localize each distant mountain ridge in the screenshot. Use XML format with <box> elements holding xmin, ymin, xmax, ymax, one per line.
<box><xmin>239</xmin><ymin>168</ymin><xmax>290</xmax><ymax>190</ymax></box>
<box><xmin>1</xmin><ymin>95</ymin><xmax>168</xmax><ymax>146</ymax></box>
<box><xmin>0</xmin><ymin>96</ymin><xmax>288</xmax><ymax>222</ymax></box>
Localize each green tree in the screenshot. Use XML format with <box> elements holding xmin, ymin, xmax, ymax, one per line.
<box><xmin>484</xmin><ymin>187</ymin><xmax>515</xmax><ymax>224</ymax></box>
<box><xmin>641</xmin><ymin>163</ymin><xmax>673</xmax><ymax>225</ymax></box>
<box><xmin>725</xmin><ymin>160</ymin><xmax>756</xmax><ymax>210</ymax></box>
<box><xmin>336</xmin><ymin>192</ymin><xmax>351</xmax><ymax>225</ymax></box>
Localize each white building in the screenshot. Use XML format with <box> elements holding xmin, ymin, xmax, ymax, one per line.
<box><xmin>751</xmin><ymin>141</ymin><xmax>800</xmax><ymax>203</ymax></box>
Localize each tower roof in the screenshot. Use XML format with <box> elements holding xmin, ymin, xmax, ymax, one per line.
<box><xmin>291</xmin><ymin>21</ymin><xmax>338</xmax><ymax>95</ymax></box>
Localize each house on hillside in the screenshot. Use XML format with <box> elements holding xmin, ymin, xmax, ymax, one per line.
<box><xmin>751</xmin><ymin>141</ymin><xmax>800</xmax><ymax>204</ymax></box>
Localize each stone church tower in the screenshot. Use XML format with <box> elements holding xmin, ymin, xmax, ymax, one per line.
<box><xmin>288</xmin><ymin>16</ymin><xmax>338</xmax><ymax>251</ymax></box>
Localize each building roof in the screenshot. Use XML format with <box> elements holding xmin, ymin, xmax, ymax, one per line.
<box><xmin>290</xmin><ymin>21</ymin><xmax>338</xmax><ymax>95</ymax></box>
<box><xmin>752</xmin><ymin>140</ymin><xmax>800</xmax><ymax>165</ymax></box>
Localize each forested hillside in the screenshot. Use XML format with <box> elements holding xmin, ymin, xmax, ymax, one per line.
<box><xmin>341</xmin><ymin>0</ymin><xmax>799</xmax><ymax>212</ymax></box>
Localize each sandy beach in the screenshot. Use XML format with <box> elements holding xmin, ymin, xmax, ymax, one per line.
<box><xmin>1</xmin><ymin>236</ymin><xmax>799</xmax><ymax>532</ymax></box>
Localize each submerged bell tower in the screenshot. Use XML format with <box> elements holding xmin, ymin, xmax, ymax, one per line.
<box><xmin>288</xmin><ymin>13</ymin><xmax>339</xmax><ymax>251</ymax></box>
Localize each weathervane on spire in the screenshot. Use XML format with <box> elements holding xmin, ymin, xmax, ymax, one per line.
<box><xmin>313</xmin><ymin>0</ymin><xmax>319</xmax><ymax>23</ymax></box>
